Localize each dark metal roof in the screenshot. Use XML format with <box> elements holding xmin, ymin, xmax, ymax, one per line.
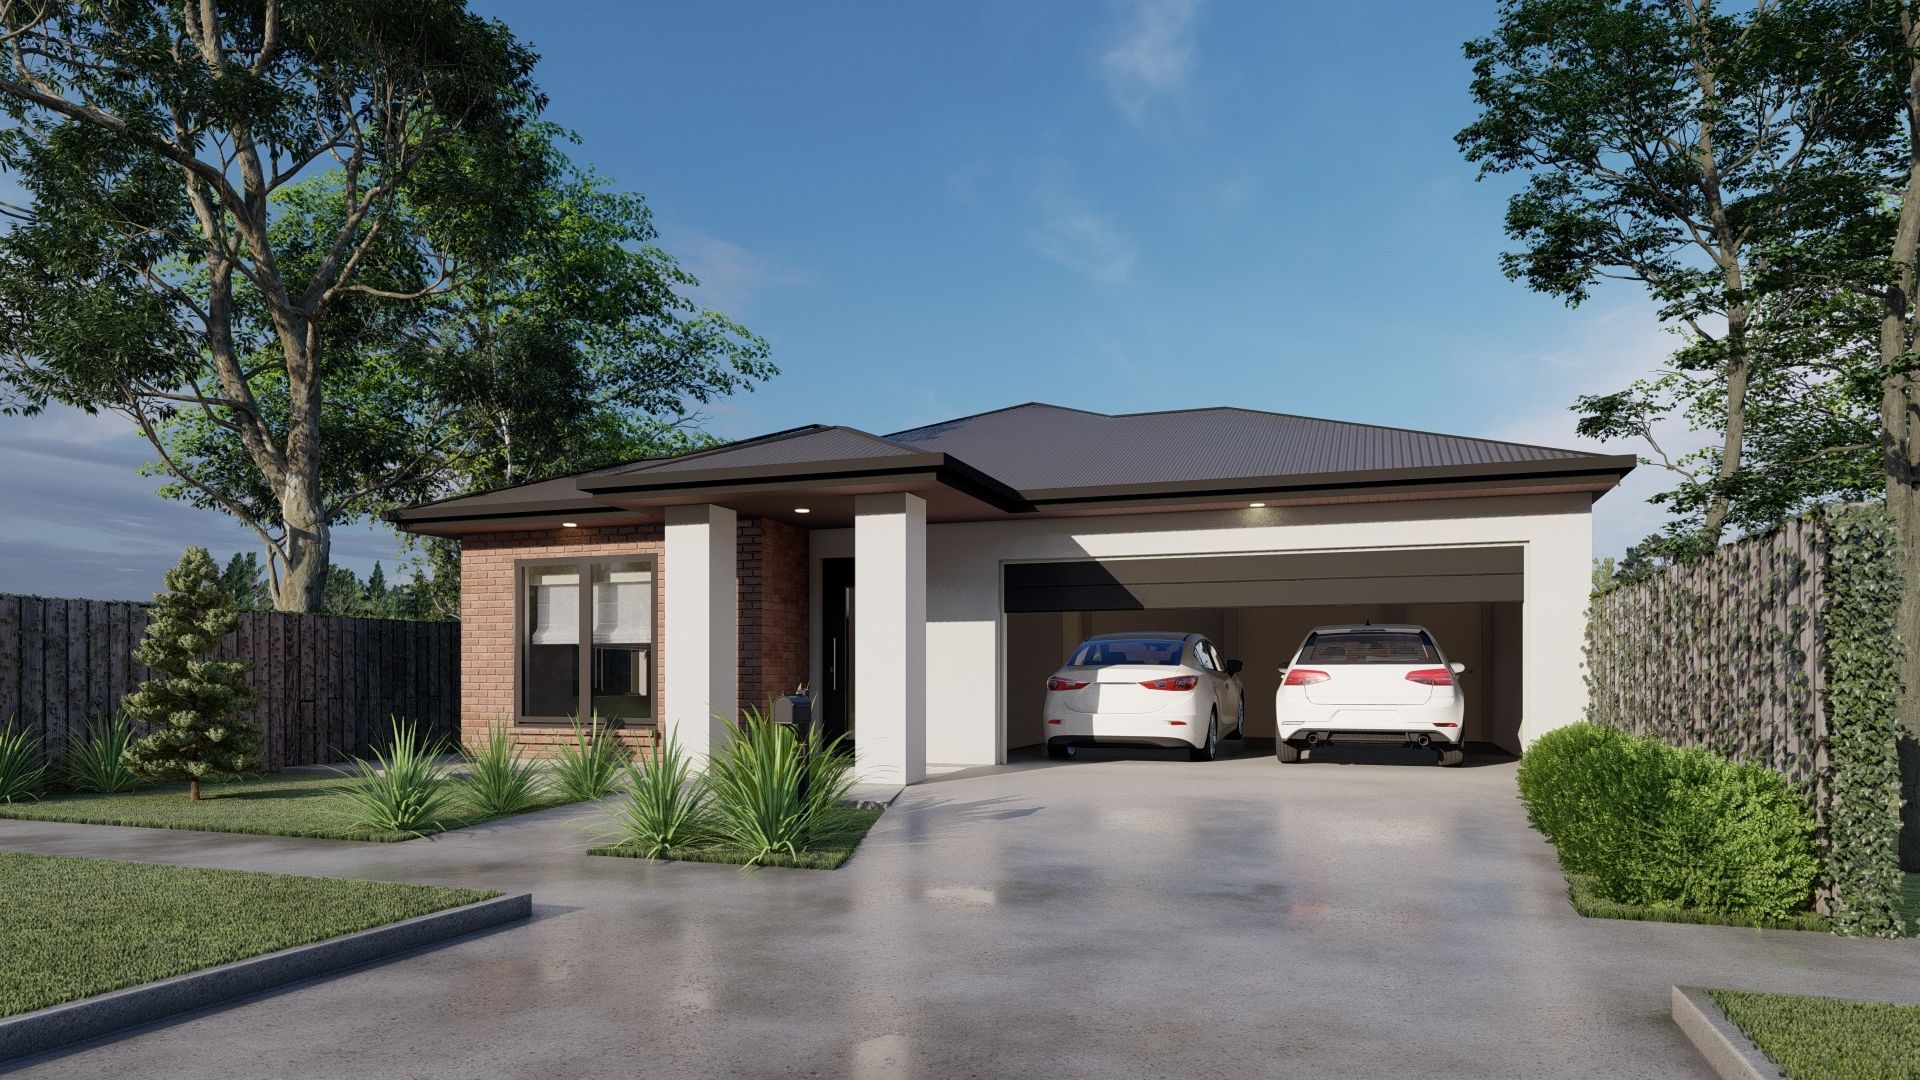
<box><xmin>884</xmin><ymin>403</ymin><xmax>1613</xmax><ymax>495</ymax></box>
<box><xmin>388</xmin><ymin>402</ymin><xmax>1634</xmax><ymax>529</ymax></box>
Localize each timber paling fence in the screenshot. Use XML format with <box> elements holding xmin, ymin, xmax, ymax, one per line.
<box><xmin>0</xmin><ymin>593</ymin><xmax>458</xmax><ymax>771</ymax></box>
<box><xmin>1585</xmin><ymin>504</ymin><xmax>1910</xmax><ymax>932</ymax></box>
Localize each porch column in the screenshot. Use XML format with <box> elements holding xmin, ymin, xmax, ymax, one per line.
<box><xmin>664</xmin><ymin>503</ymin><xmax>737</xmax><ymax>762</ymax></box>
<box><xmin>854</xmin><ymin>492</ymin><xmax>926</xmax><ymax>785</ymax></box>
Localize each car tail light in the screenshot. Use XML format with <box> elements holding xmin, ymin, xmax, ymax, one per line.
<box><xmin>1282</xmin><ymin>668</ymin><xmax>1330</xmax><ymax>686</ymax></box>
<box><xmin>1046</xmin><ymin>718</ymin><xmax>1064</xmax><ymax>725</ymax></box>
<box><xmin>1047</xmin><ymin>676</ymin><xmax>1088</xmax><ymax>691</ymax></box>
<box><xmin>1432</xmin><ymin>721</ymin><xmax>1458</xmax><ymax>728</ymax></box>
<box><xmin>1139</xmin><ymin>675</ymin><xmax>1198</xmax><ymax>691</ymax></box>
<box><xmin>1405</xmin><ymin>668</ymin><xmax>1454</xmax><ymax>686</ymax></box>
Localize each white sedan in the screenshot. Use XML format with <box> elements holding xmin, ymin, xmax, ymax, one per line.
<box><xmin>1274</xmin><ymin>624</ymin><xmax>1467</xmax><ymax>766</ymax></box>
<box><xmin>1041</xmin><ymin>632</ymin><xmax>1245</xmax><ymax>762</ymax></box>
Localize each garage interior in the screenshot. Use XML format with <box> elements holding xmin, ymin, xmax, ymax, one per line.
<box><xmin>1003</xmin><ymin>548</ymin><xmax>1525</xmax><ymax>755</ymax></box>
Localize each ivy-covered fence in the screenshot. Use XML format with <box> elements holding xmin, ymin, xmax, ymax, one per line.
<box><xmin>1585</xmin><ymin>504</ymin><xmax>1908</xmax><ymax>937</ymax></box>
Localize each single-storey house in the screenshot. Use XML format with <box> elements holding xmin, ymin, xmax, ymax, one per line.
<box><xmin>389</xmin><ymin>403</ymin><xmax>1634</xmax><ymax>784</ymax></box>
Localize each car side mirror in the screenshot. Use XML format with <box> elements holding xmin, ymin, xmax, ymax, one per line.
<box><xmin>1449</xmin><ymin>661</ymin><xmax>1467</xmax><ymax>675</ymax></box>
<box><xmin>1225</xmin><ymin>658</ymin><xmax>1244</xmax><ymax>676</ymax></box>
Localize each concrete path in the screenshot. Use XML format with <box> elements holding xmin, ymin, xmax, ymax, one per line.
<box><xmin>2</xmin><ymin>743</ymin><xmax>1916</xmax><ymax>1079</ymax></box>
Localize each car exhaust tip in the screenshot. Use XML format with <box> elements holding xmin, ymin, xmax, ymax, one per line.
<box><xmin>1416</xmin><ymin>733</ymin><xmax>1431</xmax><ymax>748</ymax></box>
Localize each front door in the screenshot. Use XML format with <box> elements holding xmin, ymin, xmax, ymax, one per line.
<box><xmin>819</xmin><ymin>557</ymin><xmax>855</xmax><ymax>744</ymax></box>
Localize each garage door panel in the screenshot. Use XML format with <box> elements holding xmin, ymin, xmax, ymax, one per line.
<box><xmin>1004</xmin><ymin>548</ymin><xmax>1524</xmax><ymax>612</ymax></box>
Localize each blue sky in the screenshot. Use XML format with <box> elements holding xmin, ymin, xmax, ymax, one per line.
<box><xmin>0</xmin><ymin>0</ymin><xmax>1681</xmax><ymax>600</ymax></box>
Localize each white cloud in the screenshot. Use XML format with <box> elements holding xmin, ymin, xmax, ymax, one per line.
<box><xmin>1098</xmin><ymin>0</ymin><xmax>1203</xmax><ymax>129</ymax></box>
<box><xmin>667</xmin><ymin>230</ymin><xmax>814</xmax><ymax>316</ymax></box>
<box><xmin>1035</xmin><ymin>211</ymin><xmax>1138</xmax><ymax>285</ymax></box>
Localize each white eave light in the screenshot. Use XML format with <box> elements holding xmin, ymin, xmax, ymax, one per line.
<box><xmin>561</xmin><ymin>521</ymin><xmax>579</xmax><ymax>528</ymax></box>
<box><xmin>1247</xmin><ymin>502</ymin><xmax>1266</xmax><ymax>508</ymax></box>
<box><xmin>794</xmin><ymin>507</ymin><xmax>811</xmax><ymax>514</ymax></box>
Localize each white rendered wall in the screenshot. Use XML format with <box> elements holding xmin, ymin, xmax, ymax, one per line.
<box><xmin>811</xmin><ymin>493</ymin><xmax>1596</xmax><ymax>772</ymax></box>
<box><xmin>851</xmin><ymin>493</ymin><xmax>928</xmax><ymax>784</ymax></box>
<box><xmin>664</xmin><ymin>503</ymin><xmax>737</xmax><ymax>762</ymax></box>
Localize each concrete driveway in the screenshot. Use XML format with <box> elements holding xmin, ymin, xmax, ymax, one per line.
<box><xmin>3</xmin><ymin>743</ymin><xmax>1917</xmax><ymax>1079</ymax></box>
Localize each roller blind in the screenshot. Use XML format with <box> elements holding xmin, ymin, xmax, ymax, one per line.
<box><xmin>528</xmin><ymin>570</ymin><xmax>579</xmax><ymax>646</ymax></box>
<box><xmin>593</xmin><ymin>569</ymin><xmax>653</xmax><ymax>645</ymax></box>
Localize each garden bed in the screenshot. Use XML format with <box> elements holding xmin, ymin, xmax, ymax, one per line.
<box><xmin>1708</xmin><ymin>988</ymin><xmax>1920</xmax><ymax>1080</ymax></box>
<box><xmin>1566</xmin><ymin>874</ymin><xmax>1830</xmax><ymax>932</ymax></box>
<box><xmin>0</xmin><ymin>771</ymin><xmax>580</xmax><ymax>842</ymax></box>
<box><xmin>589</xmin><ymin>806</ymin><xmax>882</xmax><ymax>869</ymax></box>
<box><xmin>0</xmin><ymin>851</ymin><xmax>493</xmax><ymax>1018</ymax></box>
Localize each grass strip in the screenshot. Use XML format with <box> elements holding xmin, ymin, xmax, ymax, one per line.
<box><xmin>1565</xmin><ymin>874</ymin><xmax>1831</xmax><ymax>932</ymax></box>
<box><xmin>589</xmin><ymin>806</ymin><xmax>882</xmax><ymax>870</ymax></box>
<box><xmin>0</xmin><ymin>851</ymin><xmax>492</xmax><ymax>1018</ymax></box>
<box><xmin>1708</xmin><ymin>988</ymin><xmax>1920</xmax><ymax>1080</ymax></box>
<box><xmin>0</xmin><ymin>771</ymin><xmax>579</xmax><ymax>842</ymax></box>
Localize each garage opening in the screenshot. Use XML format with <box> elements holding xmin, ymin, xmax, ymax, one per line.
<box><xmin>1002</xmin><ymin>548</ymin><xmax>1525</xmax><ymax>756</ymax></box>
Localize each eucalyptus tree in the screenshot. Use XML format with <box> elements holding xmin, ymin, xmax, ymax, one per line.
<box><xmin>0</xmin><ymin>2</ymin><xmax>772</xmax><ymax>612</ymax></box>
<box><xmin>1458</xmin><ymin>0</ymin><xmax>1881</xmax><ymax>556</ymax></box>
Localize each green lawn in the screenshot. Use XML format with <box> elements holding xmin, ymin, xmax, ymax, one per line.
<box><xmin>1709</xmin><ymin>988</ymin><xmax>1920</xmax><ymax>1080</ymax></box>
<box><xmin>0</xmin><ymin>771</ymin><xmax>580</xmax><ymax>842</ymax></box>
<box><xmin>0</xmin><ymin>851</ymin><xmax>492</xmax><ymax>1018</ymax></box>
<box><xmin>589</xmin><ymin>806</ymin><xmax>883</xmax><ymax>870</ymax></box>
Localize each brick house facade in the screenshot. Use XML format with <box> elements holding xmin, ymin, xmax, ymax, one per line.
<box><xmin>456</xmin><ymin>517</ymin><xmax>809</xmax><ymax>756</ymax></box>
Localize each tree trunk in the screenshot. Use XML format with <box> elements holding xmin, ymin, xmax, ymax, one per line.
<box><xmin>277</xmin><ymin>509</ymin><xmax>331</xmax><ymax>613</ymax></box>
<box><xmin>1886</xmin><ymin>13</ymin><xmax>1920</xmax><ymax>741</ymax></box>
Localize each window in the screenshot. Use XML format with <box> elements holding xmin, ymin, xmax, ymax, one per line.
<box><xmin>1299</xmin><ymin>630</ymin><xmax>1438</xmax><ymax>665</ymax></box>
<box><xmin>1194</xmin><ymin>640</ymin><xmax>1219</xmax><ymax>671</ymax></box>
<box><xmin>1068</xmin><ymin>638</ymin><xmax>1185</xmax><ymax>666</ymax></box>
<box><xmin>520</xmin><ymin>557</ymin><xmax>656</xmax><ymax>723</ymax></box>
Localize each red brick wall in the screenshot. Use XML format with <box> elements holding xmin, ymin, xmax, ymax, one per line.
<box><xmin>458</xmin><ymin>523</ymin><xmax>666</xmax><ymax>757</ymax></box>
<box><xmin>456</xmin><ymin>516</ymin><xmax>810</xmax><ymax>756</ymax></box>
<box><xmin>737</xmin><ymin>517</ymin><xmax>811</xmax><ymax>709</ymax></box>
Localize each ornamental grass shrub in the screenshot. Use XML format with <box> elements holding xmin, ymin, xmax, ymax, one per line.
<box><xmin>608</xmin><ymin>733</ymin><xmax>712</xmax><ymax>858</ymax></box>
<box><xmin>62</xmin><ymin>715</ymin><xmax>146</xmax><ymax>794</ymax></box>
<box><xmin>331</xmin><ymin>717</ymin><xmax>454</xmax><ymax>837</ymax></box>
<box><xmin>456</xmin><ymin>721</ymin><xmax>547</xmax><ymax>816</ymax></box>
<box><xmin>551</xmin><ymin>715</ymin><xmax>630</xmax><ymax>801</ymax></box>
<box><xmin>1518</xmin><ymin>722</ymin><xmax>1821</xmax><ymax>921</ymax></box>
<box><xmin>703</xmin><ymin>706</ymin><xmax>857</xmax><ymax>866</ymax></box>
<box><xmin>0</xmin><ymin>720</ymin><xmax>45</xmax><ymax>803</ymax></box>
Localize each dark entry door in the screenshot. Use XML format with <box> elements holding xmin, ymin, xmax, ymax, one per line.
<box><xmin>819</xmin><ymin>557</ymin><xmax>855</xmax><ymax>743</ymax></box>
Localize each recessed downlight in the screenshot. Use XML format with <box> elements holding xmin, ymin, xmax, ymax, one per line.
<box><xmin>1247</xmin><ymin>502</ymin><xmax>1266</xmax><ymax>509</ymax></box>
<box><xmin>794</xmin><ymin>507</ymin><xmax>811</xmax><ymax>514</ymax></box>
<box><xmin>561</xmin><ymin>521</ymin><xmax>579</xmax><ymax>528</ymax></box>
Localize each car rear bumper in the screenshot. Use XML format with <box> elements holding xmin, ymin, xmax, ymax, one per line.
<box><xmin>1042</xmin><ymin>703</ymin><xmax>1206</xmax><ymax>749</ymax></box>
<box><xmin>1275</xmin><ymin>702</ymin><xmax>1464</xmax><ymax>745</ymax></box>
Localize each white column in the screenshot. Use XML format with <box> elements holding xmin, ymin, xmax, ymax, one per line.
<box><xmin>1520</xmin><ymin>513</ymin><xmax>1593</xmax><ymax>747</ymax></box>
<box><xmin>664</xmin><ymin>503</ymin><xmax>737</xmax><ymax>762</ymax></box>
<box><xmin>854</xmin><ymin>492</ymin><xmax>926</xmax><ymax>784</ymax></box>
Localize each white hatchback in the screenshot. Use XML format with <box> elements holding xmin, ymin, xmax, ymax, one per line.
<box><xmin>1041</xmin><ymin>632</ymin><xmax>1245</xmax><ymax>762</ymax></box>
<box><xmin>1274</xmin><ymin>624</ymin><xmax>1467</xmax><ymax>766</ymax></box>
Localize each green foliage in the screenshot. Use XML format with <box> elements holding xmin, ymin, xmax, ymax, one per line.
<box><xmin>456</xmin><ymin>721</ymin><xmax>547</xmax><ymax>816</ymax></box>
<box><xmin>321</xmin><ymin>561</ymin><xmax>447</xmax><ymax>621</ymax></box>
<box><xmin>1565</xmin><ymin>875</ymin><xmax>1830</xmax><ymax>933</ymax></box>
<box><xmin>121</xmin><ymin>548</ymin><xmax>261</xmax><ymax>797</ymax></box>
<box><xmin>1708</xmin><ymin>988</ymin><xmax>1920</xmax><ymax>1080</ymax></box>
<box><xmin>551</xmin><ymin>715</ymin><xmax>631</xmax><ymax>802</ymax></box>
<box><xmin>607</xmin><ymin>733</ymin><xmax>713</xmax><ymax>859</ymax></box>
<box><xmin>1519</xmin><ymin>724</ymin><xmax>1821</xmax><ymax>921</ymax></box>
<box><xmin>592</xmin><ymin>807</ymin><xmax>882</xmax><ymax>871</ymax></box>
<box><xmin>62</xmin><ymin>715</ymin><xmax>146</xmax><ymax>794</ymax></box>
<box><xmin>0</xmin><ymin>851</ymin><xmax>493</xmax><ymax>1019</ymax></box>
<box><xmin>703</xmin><ymin>707</ymin><xmax>858</xmax><ymax>867</ymax></box>
<box><xmin>331</xmin><ymin>717</ymin><xmax>454</xmax><ymax>837</ymax></box>
<box><xmin>1822</xmin><ymin>504</ymin><xmax>1909</xmax><ymax>936</ymax></box>
<box><xmin>0</xmin><ymin>720</ymin><xmax>45</xmax><ymax>803</ymax></box>
<box><xmin>1457</xmin><ymin>0</ymin><xmax>1893</xmax><ymax>550</ymax></box>
<box><xmin>216</xmin><ymin>553</ymin><xmax>273</xmax><ymax>612</ymax></box>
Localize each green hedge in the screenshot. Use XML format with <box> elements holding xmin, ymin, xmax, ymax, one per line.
<box><xmin>1518</xmin><ymin>723</ymin><xmax>1821</xmax><ymax>921</ymax></box>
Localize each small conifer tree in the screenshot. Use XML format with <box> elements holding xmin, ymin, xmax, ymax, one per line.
<box><xmin>122</xmin><ymin>547</ymin><xmax>261</xmax><ymax>799</ymax></box>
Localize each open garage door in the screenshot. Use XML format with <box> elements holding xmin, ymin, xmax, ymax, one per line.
<box><xmin>1003</xmin><ymin>548</ymin><xmax>1524</xmax><ymax>756</ymax></box>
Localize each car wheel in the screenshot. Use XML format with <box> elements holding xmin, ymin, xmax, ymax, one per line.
<box><xmin>1047</xmin><ymin>742</ymin><xmax>1076</xmax><ymax>761</ymax></box>
<box><xmin>1188</xmin><ymin>710</ymin><xmax>1219</xmax><ymax>762</ymax></box>
<box><xmin>1438</xmin><ymin>744</ymin><xmax>1465</xmax><ymax>767</ymax></box>
<box><xmin>1275</xmin><ymin>739</ymin><xmax>1301</xmax><ymax>763</ymax></box>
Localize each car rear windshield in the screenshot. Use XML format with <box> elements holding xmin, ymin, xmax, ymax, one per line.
<box><xmin>1068</xmin><ymin>638</ymin><xmax>1185</xmax><ymax>666</ymax></box>
<box><xmin>1299</xmin><ymin>631</ymin><xmax>1439</xmax><ymax>665</ymax></box>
